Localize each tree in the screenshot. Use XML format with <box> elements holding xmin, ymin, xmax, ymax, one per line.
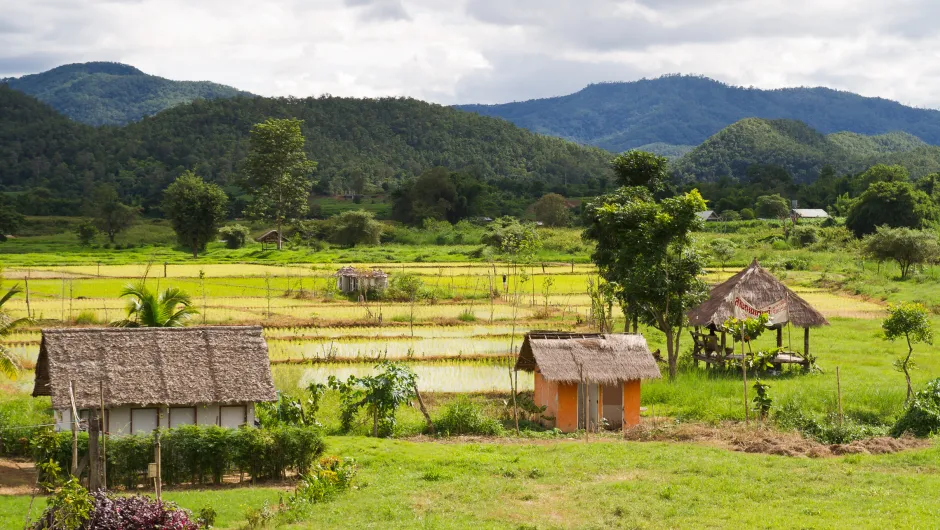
<box><xmin>244</xmin><ymin>118</ymin><xmax>317</xmax><ymax>250</ymax></box>
<box><xmin>219</xmin><ymin>224</ymin><xmax>250</xmax><ymax>249</ymax></box>
<box><xmin>863</xmin><ymin>226</ymin><xmax>940</xmax><ymax>279</ymax></box>
<box><xmin>740</xmin><ymin>208</ymin><xmax>755</xmax><ymax>220</ymax></box>
<box><xmin>482</xmin><ymin>217</ymin><xmax>540</xmax><ymax>253</ymax></box>
<box><xmin>883</xmin><ymin>302</ymin><xmax>933</xmax><ymax>400</ymax></box>
<box><xmin>708</xmin><ymin>238</ymin><xmax>736</xmax><ymax>271</ymax></box>
<box><xmin>390</xmin><ymin>274</ymin><xmax>423</xmax><ymax>337</ymax></box>
<box><xmin>755</xmin><ymin>194</ymin><xmax>790</xmax><ymax>219</ymax></box>
<box><xmin>853</xmin><ymin>164</ymin><xmax>909</xmax><ymax>193</ymax></box>
<box><xmin>328</xmin><ymin>361</ymin><xmax>418</xmax><ymax>437</ymax></box>
<box><xmin>0</xmin><ymin>285</ymin><xmax>29</xmax><ymax>380</ymax></box>
<box><xmin>162</xmin><ymin>171</ymin><xmax>229</xmax><ymax>258</ymax></box>
<box><xmin>719</xmin><ymin>210</ymin><xmax>741</xmax><ymax>221</ymax></box>
<box><xmin>75</xmin><ymin>221</ymin><xmax>97</xmax><ymax>247</ymax></box>
<box><xmin>115</xmin><ymin>282</ymin><xmax>198</xmax><ymax>327</ymax></box>
<box><xmin>846</xmin><ymin>181</ymin><xmax>938</xmax><ymax>237</ymax></box>
<box><xmin>328</xmin><ymin>210</ymin><xmax>383</xmax><ymax>247</ymax></box>
<box><xmin>583</xmin><ymin>186</ymin><xmax>709</xmax><ymax>379</ymax></box>
<box><xmin>86</xmin><ymin>184</ymin><xmax>136</xmax><ymax>243</ymax></box>
<box><xmin>532</xmin><ymin>193</ymin><xmax>570</xmax><ymax>227</ymax></box>
<box><xmin>610</xmin><ymin>150</ymin><xmax>668</xmax><ymax>191</ymax></box>
<box><xmin>0</xmin><ymin>199</ymin><xmax>24</xmax><ymax>242</ymax></box>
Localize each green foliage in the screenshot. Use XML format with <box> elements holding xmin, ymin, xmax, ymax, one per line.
<box><xmin>790</xmin><ymin>225</ymin><xmax>819</xmax><ymax>247</ymax></box>
<box><xmin>755</xmin><ymin>194</ymin><xmax>790</xmax><ymax>219</ymax></box>
<box><xmin>74</xmin><ymin>221</ymin><xmax>97</xmax><ymax>247</ymax></box>
<box><xmin>0</xmin><ymin>197</ymin><xmax>24</xmax><ymax>241</ymax></box>
<box><xmin>116</xmin><ymin>281</ymin><xmax>198</xmax><ymax>327</ymax></box>
<box><xmin>719</xmin><ymin>210</ymin><xmax>741</xmax><ymax>221</ymax></box>
<box><xmin>740</xmin><ymin>208</ymin><xmax>755</xmax><ymax>220</ymax></box>
<box><xmin>0</xmin><ymin>284</ymin><xmax>28</xmax><ymax>380</ymax></box>
<box><xmin>707</xmin><ymin>238</ymin><xmax>736</xmax><ymax>269</ymax></box>
<box><xmin>883</xmin><ymin>302</ymin><xmax>933</xmax><ymax>400</ymax></box>
<box><xmin>328</xmin><ymin>210</ymin><xmax>383</xmax><ymax>247</ymax></box>
<box><xmin>244</xmin><ymin>118</ymin><xmax>317</xmax><ymax>249</ymax></box>
<box><xmin>86</xmin><ymin>184</ymin><xmax>137</xmax><ymax>243</ymax></box>
<box><xmin>163</xmin><ymin>171</ymin><xmax>229</xmax><ymax>258</ymax></box>
<box><xmin>391</xmin><ymin>167</ymin><xmax>497</xmax><ymax>225</ymax></box>
<box><xmin>219</xmin><ymin>224</ymin><xmax>250</xmax><ymax>249</ymax></box>
<box><xmin>891</xmin><ymin>378</ymin><xmax>940</xmax><ymax>437</ymax></box>
<box><xmin>482</xmin><ymin>217</ymin><xmax>541</xmax><ymax>256</ymax></box>
<box><xmin>531</xmin><ymin>193</ymin><xmax>570</xmax><ymax>227</ymax></box>
<box><xmin>846</xmin><ymin>180</ymin><xmax>938</xmax><ymax>236</ymax></box>
<box><xmin>34</xmin><ymin>475</ymin><xmax>93</xmax><ymax>530</ymax></box>
<box><xmin>5</xmin><ymin>61</ymin><xmax>249</xmax><ymax>125</ymax></box>
<box><xmin>773</xmin><ymin>402</ymin><xmax>888</xmax><ymax>444</ymax></box>
<box><xmin>256</xmin><ymin>383</ymin><xmax>326</xmax><ymax>428</ymax></box>
<box><xmin>752</xmin><ymin>380</ymin><xmax>772</xmax><ymax>420</ymax></box>
<box><xmin>863</xmin><ymin>226</ymin><xmax>939</xmax><ymax>279</ymax></box>
<box><xmin>328</xmin><ymin>361</ymin><xmax>418</xmax><ymax>437</ymax></box>
<box><xmin>610</xmin><ymin>150</ymin><xmax>668</xmax><ymax>190</ymax></box>
<box><xmin>434</xmin><ymin>396</ymin><xmax>504</xmax><ymax>436</ymax></box>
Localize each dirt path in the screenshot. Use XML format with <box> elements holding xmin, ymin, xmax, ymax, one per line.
<box><xmin>0</xmin><ymin>458</ymin><xmax>38</xmax><ymax>495</ymax></box>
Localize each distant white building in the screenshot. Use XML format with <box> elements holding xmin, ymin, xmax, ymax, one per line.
<box><xmin>335</xmin><ymin>266</ymin><xmax>389</xmax><ymax>293</ymax></box>
<box><xmin>696</xmin><ymin>210</ymin><xmax>721</xmax><ymax>222</ymax></box>
<box><xmin>792</xmin><ymin>209</ymin><xmax>830</xmax><ymax>219</ymax></box>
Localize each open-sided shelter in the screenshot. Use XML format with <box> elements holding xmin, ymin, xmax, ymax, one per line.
<box><xmin>335</xmin><ymin>266</ymin><xmax>389</xmax><ymax>293</ymax></box>
<box><xmin>687</xmin><ymin>259</ymin><xmax>829</xmax><ymax>366</ymax></box>
<box><xmin>255</xmin><ymin>230</ymin><xmax>280</xmax><ymax>250</ymax></box>
<box><xmin>515</xmin><ymin>332</ymin><xmax>661</xmax><ymax>432</ymax></box>
<box><xmin>32</xmin><ymin>326</ymin><xmax>276</xmax><ymax>435</ymax></box>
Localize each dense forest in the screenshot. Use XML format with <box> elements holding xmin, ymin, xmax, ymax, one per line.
<box><xmin>0</xmin><ymin>86</ymin><xmax>614</xmax><ymax>215</ymax></box>
<box><xmin>458</xmin><ymin>75</ymin><xmax>940</xmax><ymax>153</ymax></box>
<box><xmin>671</xmin><ymin>118</ymin><xmax>940</xmax><ymax>183</ymax></box>
<box><xmin>2</xmin><ymin>62</ymin><xmax>251</xmax><ymax>125</ymax></box>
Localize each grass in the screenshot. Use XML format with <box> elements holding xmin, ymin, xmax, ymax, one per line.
<box><xmin>4</xmin><ymin>436</ymin><xmax>940</xmax><ymax>529</ymax></box>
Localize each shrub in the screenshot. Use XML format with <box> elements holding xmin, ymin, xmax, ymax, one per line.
<box><xmin>774</xmin><ymin>402</ymin><xmax>887</xmax><ymax>444</ymax></box>
<box><xmin>219</xmin><ymin>224</ymin><xmax>250</xmax><ymax>249</ymax></box>
<box><xmin>81</xmin><ymin>491</ymin><xmax>199</xmax><ymax>530</ymax></box>
<box><xmin>891</xmin><ymin>378</ymin><xmax>940</xmax><ymax>437</ymax></box>
<box><xmin>719</xmin><ymin>210</ymin><xmax>741</xmax><ymax>221</ymax></box>
<box><xmin>435</xmin><ymin>396</ymin><xmax>504</xmax><ymax>436</ymax></box>
<box><xmin>740</xmin><ymin>208</ymin><xmax>756</xmax><ymax>220</ymax></box>
<box><xmin>73</xmin><ymin>310</ymin><xmax>99</xmax><ymax>325</ymax></box>
<box><xmin>457</xmin><ymin>309</ymin><xmax>477</xmax><ymax>322</ymax></box>
<box><xmin>791</xmin><ymin>225</ymin><xmax>819</xmax><ymax>247</ymax></box>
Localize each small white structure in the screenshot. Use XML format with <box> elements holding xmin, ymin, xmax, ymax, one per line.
<box><xmin>696</xmin><ymin>210</ymin><xmax>721</xmax><ymax>222</ymax></box>
<box><xmin>32</xmin><ymin>327</ymin><xmax>276</xmax><ymax>435</ymax></box>
<box><xmin>335</xmin><ymin>266</ymin><xmax>388</xmax><ymax>293</ymax></box>
<box><xmin>792</xmin><ymin>209</ymin><xmax>830</xmax><ymax>219</ymax></box>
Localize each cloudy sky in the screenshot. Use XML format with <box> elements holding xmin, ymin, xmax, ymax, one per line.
<box><xmin>2</xmin><ymin>0</ymin><xmax>940</xmax><ymax>107</ymax></box>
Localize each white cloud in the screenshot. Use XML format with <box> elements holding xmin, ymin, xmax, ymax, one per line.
<box><xmin>1</xmin><ymin>0</ymin><xmax>939</xmax><ymax>108</ymax></box>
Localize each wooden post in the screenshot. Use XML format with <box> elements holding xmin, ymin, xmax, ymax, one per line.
<box><xmin>88</xmin><ymin>410</ymin><xmax>99</xmax><ymax>490</ymax></box>
<box><xmin>742</xmin><ymin>337</ymin><xmax>749</xmax><ymax>426</ymax></box>
<box><xmin>776</xmin><ymin>327</ymin><xmax>783</xmax><ymax>348</ymax></box>
<box><xmin>24</xmin><ymin>275</ymin><xmax>31</xmax><ymax>319</ymax></box>
<box><xmin>154</xmin><ymin>429</ymin><xmax>162</xmax><ymax>501</ymax></box>
<box><xmin>99</xmin><ymin>382</ymin><xmax>107</xmax><ymax>489</ymax></box>
<box><xmin>836</xmin><ymin>367</ymin><xmax>843</xmax><ymax>426</ymax></box>
<box><xmin>804</xmin><ymin>327</ymin><xmax>810</xmax><ymax>357</ymax></box>
<box><xmin>68</xmin><ymin>381</ymin><xmax>79</xmax><ymax>477</ymax></box>
<box><xmin>413</xmin><ymin>383</ymin><xmax>435</xmax><ymax>434</ymax></box>
<box><xmin>163</xmin><ymin>262</ymin><xmax>168</xmax><ymax>278</ymax></box>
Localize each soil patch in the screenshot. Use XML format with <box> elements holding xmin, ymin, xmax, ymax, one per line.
<box><xmin>0</xmin><ymin>458</ymin><xmax>38</xmax><ymax>495</ymax></box>
<box><xmin>623</xmin><ymin>421</ymin><xmax>931</xmax><ymax>457</ymax></box>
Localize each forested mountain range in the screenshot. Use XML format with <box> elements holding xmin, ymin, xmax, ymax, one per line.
<box><xmin>671</xmin><ymin>118</ymin><xmax>940</xmax><ymax>183</ymax></box>
<box><xmin>0</xmin><ymin>86</ymin><xmax>614</xmax><ymax>215</ymax></box>
<box><xmin>457</xmin><ymin>75</ymin><xmax>940</xmax><ymax>154</ymax></box>
<box><xmin>1</xmin><ymin>62</ymin><xmax>252</xmax><ymax>125</ymax></box>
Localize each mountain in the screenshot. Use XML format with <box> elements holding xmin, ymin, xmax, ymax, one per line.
<box><xmin>456</xmin><ymin>75</ymin><xmax>940</xmax><ymax>153</ymax></box>
<box><xmin>671</xmin><ymin>118</ymin><xmax>940</xmax><ymax>182</ymax></box>
<box><xmin>0</xmin><ymin>86</ymin><xmax>614</xmax><ymax>214</ymax></box>
<box><xmin>2</xmin><ymin>62</ymin><xmax>252</xmax><ymax>126</ymax></box>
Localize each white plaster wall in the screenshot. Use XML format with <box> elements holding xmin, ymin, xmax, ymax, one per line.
<box><xmin>56</xmin><ymin>403</ymin><xmax>260</xmax><ymax>435</ymax></box>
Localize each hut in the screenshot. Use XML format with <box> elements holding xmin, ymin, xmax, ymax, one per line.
<box><xmin>335</xmin><ymin>266</ymin><xmax>389</xmax><ymax>293</ymax></box>
<box><xmin>696</xmin><ymin>210</ymin><xmax>721</xmax><ymax>222</ymax></box>
<box><xmin>515</xmin><ymin>332</ymin><xmax>661</xmax><ymax>432</ymax></box>
<box><xmin>255</xmin><ymin>230</ymin><xmax>280</xmax><ymax>250</ymax></box>
<box><xmin>32</xmin><ymin>326</ymin><xmax>276</xmax><ymax>435</ymax></box>
<box><xmin>791</xmin><ymin>209</ymin><xmax>830</xmax><ymax>220</ymax></box>
<box><xmin>687</xmin><ymin>259</ymin><xmax>829</xmax><ymax>367</ymax></box>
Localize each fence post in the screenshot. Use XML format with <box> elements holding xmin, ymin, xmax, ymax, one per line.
<box><xmin>154</xmin><ymin>429</ymin><xmax>162</xmax><ymax>501</ymax></box>
<box><xmin>836</xmin><ymin>366</ymin><xmax>844</xmax><ymax>426</ymax></box>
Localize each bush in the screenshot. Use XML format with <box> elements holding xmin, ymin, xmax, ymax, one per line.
<box><xmin>73</xmin><ymin>310</ymin><xmax>100</xmax><ymax>325</ymax></box>
<box><xmin>791</xmin><ymin>225</ymin><xmax>819</xmax><ymax>247</ymax></box>
<box><xmin>82</xmin><ymin>491</ymin><xmax>199</xmax><ymax>530</ymax></box>
<box><xmin>891</xmin><ymin>378</ymin><xmax>940</xmax><ymax>437</ymax></box>
<box><xmin>740</xmin><ymin>208</ymin><xmax>755</xmax><ymax>220</ymax></box>
<box><xmin>219</xmin><ymin>224</ymin><xmax>250</xmax><ymax>249</ymax></box>
<box><xmin>720</xmin><ymin>210</ymin><xmax>741</xmax><ymax>221</ymax></box>
<box><xmin>434</xmin><ymin>396</ymin><xmax>504</xmax><ymax>436</ymax></box>
<box><xmin>774</xmin><ymin>402</ymin><xmax>887</xmax><ymax>444</ymax></box>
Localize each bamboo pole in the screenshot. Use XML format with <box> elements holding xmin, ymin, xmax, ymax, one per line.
<box><xmin>154</xmin><ymin>429</ymin><xmax>162</xmax><ymax>501</ymax></box>
<box><xmin>99</xmin><ymin>382</ymin><xmax>107</xmax><ymax>489</ymax></box>
<box><xmin>68</xmin><ymin>381</ymin><xmax>79</xmax><ymax>477</ymax></box>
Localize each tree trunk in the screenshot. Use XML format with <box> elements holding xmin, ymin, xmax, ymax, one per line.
<box><xmin>665</xmin><ymin>327</ymin><xmax>677</xmax><ymax>380</ymax></box>
<box><xmin>276</xmin><ymin>217</ymin><xmax>283</xmax><ymax>251</ymax></box>
<box><xmin>192</xmin><ymin>237</ymin><xmax>199</xmax><ymax>259</ymax></box>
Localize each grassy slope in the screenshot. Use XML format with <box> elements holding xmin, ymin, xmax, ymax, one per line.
<box><xmin>4</xmin><ymin>436</ymin><xmax>939</xmax><ymax>529</ymax></box>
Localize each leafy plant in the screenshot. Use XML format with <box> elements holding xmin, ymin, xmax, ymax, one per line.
<box><xmin>219</xmin><ymin>224</ymin><xmax>250</xmax><ymax>249</ymax></box>
<box><xmin>0</xmin><ymin>283</ymin><xmax>29</xmax><ymax>379</ymax></box>
<box><xmin>752</xmin><ymin>379</ymin><xmax>772</xmax><ymax>420</ymax></box>
<box><xmin>329</xmin><ymin>361</ymin><xmax>417</xmax><ymax>437</ymax></box>
<box><xmin>114</xmin><ymin>281</ymin><xmax>198</xmax><ymax>327</ymax></box>
<box><xmin>435</xmin><ymin>396</ymin><xmax>504</xmax><ymax>436</ymax></box>
<box><xmin>882</xmin><ymin>302</ymin><xmax>933</xmax><ymax>400</ymax></box>
<box><xmin>891</xmin><ymin>378</ymin><xmax>940</xmax><ymax>437</ymax></box>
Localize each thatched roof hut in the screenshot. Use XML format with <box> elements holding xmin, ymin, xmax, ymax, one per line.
<box><xmin>335</xmin><ymin>266</ymin><xmax>389</xmax><ymax>293</ymax></box>
<box><xmin>687</xmin><ymin>259</ymin><xmax>828</xmax><ymax>329</ymax></box>
<box><xmin>254</xmin><ymin>230</ymin><xmax>279</xmax><ymax>243</ymax></box>
<box><xmin>32</xmin><ymin>326</ymin><xmax>276</xmax><ymax>410</ymax></box>
<box><xmin>515</xmin><ymin>332</ymin><xmax>661</xmax><ymax>385</ymax></box>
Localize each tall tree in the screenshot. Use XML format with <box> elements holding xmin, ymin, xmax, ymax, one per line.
<box><xmin>244</xmin><ymin>118</ymin><xmax>317</xmax><ymax>250</ymax></box>
<box><xmin>610</xmin><ymin>150</ymin><xmax>668</xmax><ymax>191</ymax></box>
<box><xmin>755</xmin><ymin>194</ymin><xmax>790</xmax><ymax>219</ymax></box>
<box><xmin>532</xmin><ymin>193</ymin><xmax>570</xmax><ymax>227</ymax></box>
<box><xmin>329</xmin><ymin>209</ymin><xmax>383</xmax><ymax>247</ymax></box>
<box><xmin>584</xmin><ymin>187</ymin><xmax>708</xmax><ymax>379</ymax></box>
<box><xmin>846</xmin><ymin>181</ymin><xmax>938</xmax><ymax>237</ymax></box>
<box><xmin>86</xmin><ymin>184</ymin><xmax>137</xmax><ymax>243</ymax></box>
<box><xmin>163</xmin><ymin>171</ymin><xmax>229</xmax><ymax>258</ymax></box>
<box><xmin>863</xmin><ymin>227</ymin><xmax>940</xmax><ymax>279</ymax></box>
<box><xmin>0</xmin><ymin>199</ymin><xmax>24</xmax><ymax>242</ymax></box>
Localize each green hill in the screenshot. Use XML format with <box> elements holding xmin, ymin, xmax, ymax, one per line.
<box><xmin>457</xmin><ymin>75</ymin><xmax>940</xmax><ymax>153</ymax></box>
<box><xmin>671</xmin><ymin>118</ymin><xmax>940</xmax><ymax>182</ymax></box>
<box><xmin>2</xmin><ymin>62</ymin><xmax>252</xmax><ymax>125</ymax></box>
<box><xmin>0</xmin><ymin>87</ymin><xmax>614</xmax><ymax>213</ymax></box>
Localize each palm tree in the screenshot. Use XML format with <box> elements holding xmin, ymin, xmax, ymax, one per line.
<box><xmin>1</xmin><ymin>285</ymin><xmax>29</xmax><ymax>380</ymax></box>
<box><xmin>115</xmin><ymin>282</ymin><xmax>199</xmax><ymax>327</ymax></box>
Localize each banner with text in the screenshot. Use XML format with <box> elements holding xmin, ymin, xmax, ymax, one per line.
<box><xmin>733</xmin><ymin>296</ymin><xmax>789</xmax><ymax>325</ymax></box>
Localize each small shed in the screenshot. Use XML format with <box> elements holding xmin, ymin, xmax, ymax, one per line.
<box><xmin>696</xmin><ymin>210</ymin><xmax>721</xmax><ymax>222</ymax></box>
<box><xmin>335</xmin><ymin>266</ymin><xmax>389</xmax><ymax>293</ymax></box>
<box><xmin>32</xmin><ymin>326</ymin><xmax>276</xmax><ymax>435</ymax></box>
<box><xmin>515</xmin><ymin>332</ymin><xmax>661</xmax><ymax>432</ymax></box>
<box><xmin>792</xmin><ymin>209</ymin><xmax>830</xmax><ymax>220</ymax></box>
<box><xmin>687</xmin><ymin>259</ymin><xmax>829</xmax><ymax>366</ymax></box>
<box><xmin>255</xmin><ymin>230</ymin><xmax>280</xmax><ymax>250</ymax></box>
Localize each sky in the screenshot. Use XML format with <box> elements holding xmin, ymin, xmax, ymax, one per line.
<box><xmin>2</xmin><ymin>0</ymin><xmax>940</xmax><ymax>107</ymax></box>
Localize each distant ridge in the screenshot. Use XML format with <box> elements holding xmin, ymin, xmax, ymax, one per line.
<box><xmin>2</xmin><ymin>61</ymin><xmax>252</xmax><ymax>125</ymax></box>
<box><xmin>457</xmin><ymin>75</ymin><xmax>940</xmax><ymax>153</ymax></box>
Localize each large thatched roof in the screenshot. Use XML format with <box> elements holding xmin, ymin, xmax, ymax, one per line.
<box><xmin>32</xmin><ymin>327</ymin><xmax>276</xmax><ymax>409</ymax></box>
<box><xmin>687</xmin><ymin>259</ymin><xmax>829</xmax><ymax>328</ymax></box>
<box><xmin>515</xmin><ymin>332</ymin><xmax>661</xmax><ymax>385</ymax></box>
